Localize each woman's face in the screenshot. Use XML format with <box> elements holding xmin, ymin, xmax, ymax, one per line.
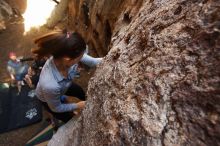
<box><xmin>63</xmin><ymin>53</ymin><xmax>84</xmax><ymax>68</ymax></box>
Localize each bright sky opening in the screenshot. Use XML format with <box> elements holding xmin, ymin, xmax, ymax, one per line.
<box><xmin>23</xmin><ymin>0</ymin><xmax>57</xmax><ymax>34</ymax></box>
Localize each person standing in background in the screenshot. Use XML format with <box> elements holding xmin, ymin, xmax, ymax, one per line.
<box><xmin>7</xmin><ymin>52</ymin><xmax>28</xmax><ymax>95</ymax></box>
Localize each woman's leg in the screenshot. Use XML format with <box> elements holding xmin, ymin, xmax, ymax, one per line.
<box><xmin>15</xmin><ymin>75</ymin><xmax>21</xmax><ymax>94</ymax></box>
<box><xmin>41</xmin><ymin>101</ymin><xmax>73</xmax><ymax>123</ymax></box>
<box><xmin>17</xmin><ymin>81</ymin><xmax>22</xmax><ymax>94</ymax></box>
<box><xmin>65</xmin><ymin>82</ymin><xmax>86</xmax><ymax>101</ymax></box>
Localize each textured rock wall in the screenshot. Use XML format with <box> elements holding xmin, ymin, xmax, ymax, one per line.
<box><xmin>5</xmin><ymin>0</ymin><xmax>27</xmax><ymax>14</ymax></box>
<box><xmin>0</xmin><ymin>0</ymin><xmax>26</xmax><ymax>31</ymax></box>
<box><xmin>67</xmin><ymin>0</ymin><xmax>143</xmax><ymax>56</ymax></box>
<box><xmin>0</xmin><ymin>0</ymin><xmax>13</xmax><ymax>21</ymax></box>
<box><xmin>49</xmin><ymin>0</ymin><xmax>220</xmax><ymax>146</ymax></box>
<box><xmin>46</xmin><ymin>0</ymin><xmax>69</xmax><ymax>28</ymax></box>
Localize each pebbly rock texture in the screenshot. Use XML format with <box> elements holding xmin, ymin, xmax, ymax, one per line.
<box><xmin>49</xmin><ymin>0</ymin><xmax>220</xmax><ymax>146</ymax></box>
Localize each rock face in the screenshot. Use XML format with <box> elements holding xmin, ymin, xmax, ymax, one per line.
<box><xmin>46</xmin><ymin>0</ymin><xmax>68</xmax><ymax>28</ymax></box>
<box><xmin>49</xmin><ymin>0</ymin><xmax>220</xmax><ymax>146</ymax></box>
<box><xmin>0</xmin><ymin>0</ymin><xmax>13</xmax><ymax>21</ymax></box>
<box><xmin>0</xmin><ymin>0</ymin><xmax>25</xmax><ymax>31</ymax></box>
<box><xmin>5</xmin><ymin>0</ymin><xmax>27</xmax><ymax>14</ymax></box>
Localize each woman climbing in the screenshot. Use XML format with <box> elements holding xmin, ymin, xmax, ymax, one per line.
<box><xmin>33</xmin><ymin>30</ymin><xmax>102</xmax><ymax>123</ymax></box>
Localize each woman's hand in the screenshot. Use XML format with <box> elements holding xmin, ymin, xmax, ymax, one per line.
<box><xmin>77</xmin><ymin>101</ymin><xmax>86</xmax><ymax>109</ymax></box>
<box><xmin>73</xmin><ymin>101</ymin><xmax>86</xmax><ymax>115</ymax></box>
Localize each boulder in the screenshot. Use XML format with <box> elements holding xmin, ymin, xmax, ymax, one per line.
<box><xmin>49</xmin><ymin>0</ymin><xmax>220</xmax><ymax>145</ymax></box>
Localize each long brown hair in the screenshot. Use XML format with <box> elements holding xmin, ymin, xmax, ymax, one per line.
<box><xmin>32</xmin><ymin>30</ymin><xmax>86</xmax><ymax>59</ymax></box>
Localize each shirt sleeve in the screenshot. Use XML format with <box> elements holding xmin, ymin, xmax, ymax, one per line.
<box><xmin>42</xmin><ymin>87</ymin><xmax>78</xmax><ymax>113</ymax></box>
<box><xmin>80</xmin><ymin>54</ymin><xmax>102</xmax><ymax>67</ymax></box>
